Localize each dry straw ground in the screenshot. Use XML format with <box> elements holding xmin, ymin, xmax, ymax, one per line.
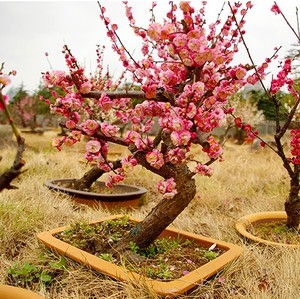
<box><xmin>0</xmin><ymin>130</ymin><xmax>299</xmax><ymax>299</ymax></box>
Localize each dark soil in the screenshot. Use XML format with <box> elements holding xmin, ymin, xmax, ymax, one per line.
<box><xmin>84</xmin><ymin>183</ymin><xmax>127</xmax><ymax>194</ymax></box>
<box><xmin>56</xmin><ymin>216</ymin><xmax>226</xmax><ymax>281</ymax></box>
<box><xmin>248</xmin><ymin>220</ymin><xmax>300</xmax><ymax>245</ymax></box>
<box><xmin>57</xmin><ymin>181</ymin><xmax>131</xmax><ymax>194</ymax></box>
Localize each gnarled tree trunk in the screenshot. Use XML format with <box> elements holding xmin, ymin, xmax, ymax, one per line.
<box><xmin>65</xmin><ymin>160</ymin><xmax>122</xmax><ymax>190</ymax></box>
<box><xmin>0</xmin><ymin>136</ymin><xmax>26</xmax><ymax>191</ymax></box>
<box><xmin>113</xmin><ymin>162</ymin><xmax>196</xmax><ymax>253</ymax></box>
<box><xmin>285</xmin><ymin>199</ymin><xmax>300</xmax><ymax>229</ymax></box>
<box><xmin>285</xmin><ymin>172</ymin><xmax>300</xmax><ymax>230</ymax></box>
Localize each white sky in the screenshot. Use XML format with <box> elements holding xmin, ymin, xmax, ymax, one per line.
<box><xmin>0</xmin><ymin>0</ymin><xmax>299</xmax><ymax>94</ymax></box>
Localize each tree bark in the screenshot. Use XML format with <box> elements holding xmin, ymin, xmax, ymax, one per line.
<box><xmin>65</xmin><ymin>160</ymin><xmax>122</xmax><ymax>190</ymax></box>
<box><xmin>112</xmin><ymin>163</ymin><xmax>197</xmax><ymax>252</ymax></box>
<box><xmin>0</xmin><ymin>136</ymin><xmax>26</xmax><ymax>191</ymax></box>
<box><xmin>285</xmin><ymin>199</ymin><xmax>300</xmax><ymax>230</ymax></box>
<box><xmin>285</xmin><ymin>173</ymin><xmax>300</xmax><ymax>230</ymax></box>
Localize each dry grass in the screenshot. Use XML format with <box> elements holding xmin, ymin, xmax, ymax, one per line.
<box><xmin>0</xmin><ymin>131</ymin><xmax>299</xmax><ymax>299</ymax></box>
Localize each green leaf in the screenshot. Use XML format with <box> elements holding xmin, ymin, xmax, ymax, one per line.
<box><xmin>49</xmin><ymin>257</ymin><xmax>67</xmax><ymax>269</ymax></box>
<box><xmin>40</xmin><ymin>271</ymin><xmax>52</xmax><ymax>283</ymax></box>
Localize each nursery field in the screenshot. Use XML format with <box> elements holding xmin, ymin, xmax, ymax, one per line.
<box><xmin>0</xmin><ymin>130</ymin><xmax>299</xmax><ymax>299</ymax></box>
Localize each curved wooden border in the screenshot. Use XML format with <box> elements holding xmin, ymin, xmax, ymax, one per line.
<box><xmin>235</xmin><ymin>211</ymin><xmax>300</xmax><ymax>248</ymax></box>
<box><xmin>0</xmin><ymin>285</ymin><xmax>44</xmax><ymax>299</ymax></box>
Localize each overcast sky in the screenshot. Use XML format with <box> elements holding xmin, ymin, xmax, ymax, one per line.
<box><xmin>0</xmin><ymin>0</ymin><xmax>299</xmax><ymax>94</ymax></box>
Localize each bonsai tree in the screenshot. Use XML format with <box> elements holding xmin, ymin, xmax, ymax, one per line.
<box><xmin>42</xmin><ymin>1</ymin><xmax>281</xmax><ymax>255</ymax></box>
<box><xmin>0</xmin><ymin>63</ymin><xmax>26</xmax><ymax>191</ymax></box>
<box><xmin>229</xmin><ymin>2</ymin><xmax>300</xmax><ymax>230</ymax></box>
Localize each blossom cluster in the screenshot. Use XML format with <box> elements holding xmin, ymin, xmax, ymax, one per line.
<box><xmin>234</xmin><ymin>116</ymin><xmax>259</xmax><ymax>143</ymax></box>
<box><xmin>270</xmin><ymin>59</ymin><xmax>297</xmax><ymax>97</ymax></box>
<box><xmin>44</xmin><ymin>1</ymin><xmax>272</xmax><ymax>198</ymax></box>
<box><xmin>0</xmin><ymin>94</ymin><xmax>9</xmax><ymax>111</ymax></box>
<box><xmin>290</xmin><ymin>129</ymin><xmax>300</xmax><ymax>165</ymax></box>
<box><xmin>0</xmin><ymin>69</ymin><xmax>16</xmax><ymax>111</ymax></box>
<box><xmin>157</xmin><ymin>178</ymin><xmax>177</xmax><ymax>200</ymax></box>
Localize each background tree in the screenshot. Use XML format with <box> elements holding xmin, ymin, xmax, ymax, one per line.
<box><xmin>34</xmin><ymin>84</ymin><xmax>66</xmax><ymax>130</ymax></box>
<box><xmin>230</xmin><ymin>2</ymin><xmax>300</xmax><ymax>230</ymax></box>
<box><xmin>10</xmin><ymin>85</ymin><xmax>41</xmax><ymax>130</ymax></box>
<box><xmin>220</xmin><ymin>91</ymin><xmax>265</xmax><ymax>144</ymax></box>
<box><xmin>0</xmin><ymin>64</ymin><xmax>26</xmax><ymax>191</ymax></box>
<box><xmin>247</xmin><ymin>89</ymin><xmax>288</xmax><ymax>121</ymax></box>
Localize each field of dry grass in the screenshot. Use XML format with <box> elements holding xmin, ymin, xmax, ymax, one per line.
<box><xmin>0</xmin><ymin>130</ymin><xmax>299</xmax><ymax>299</ymax></box>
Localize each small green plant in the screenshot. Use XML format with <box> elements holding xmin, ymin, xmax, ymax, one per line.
<box><xmin>145</xmin><ymin>258</ymin><xmax>174</xmax><ymax>280</ymax></box>
<box><xmin>109</xmin><ymin>232</ymin><xmax>123</xmax><ymax>242</ymax></box>
<box><xmin>146</xmin><ymin>267</ymin><xmax>156</xmax><ymax>278</ymax></box>
<box><xmin>48</xmin><ymin>257</ymin><xmax>67</xmax><ymax>270</ymax></box>
<box><xmin>156</xmin><ymin>267</ymin><xmax>173</xmax><ymax>280</ymax></box>
<box><xmin>98</xmin><ymin>253</ymin><xmax>114</xmax><ymax>262</ymax></box>
<box><xmin>58</xmin><ymin>221</ymin><xmax>103</xmax><ymax>250</ymax></box>
<box><xmin>204</xmin><ymin>251</ymin><xmax>219</xmax><ymax>260</ymax></box>
<box><xmin>250</xmin><ymin>221</ymin><xmax>300</xmax><ymax>244</ymax></box>
<box><xmin>143</xmin><ymin>243</ymin><xmax>157</xmax><ymax>258</ymax></box>
<box><xmin>6</xmin><ymin>262</ymin><xmax>52</xmax><ymax>287</ymax></box>
<box><xmin>154</xmin><ymin>237</ymin><xmax>181</xmax><ymax>253</ymax></box>
<box><xmin>103</xmin><ymin>215</ymin><xmax>130</xmax><ymax>227</ymax></box>
<box><xmin>129</xmin><ymin>241</ymin><xmax>140</xmax><ymax>254</ymax></box>
<box><xmin>145</xmin><ymin>266</ymin><xmax>174</xmax><ymax>280</ymax></box>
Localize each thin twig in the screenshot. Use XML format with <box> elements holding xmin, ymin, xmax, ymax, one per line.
<box><xmin>274</xmin><ymin>1</ymin><xmax>300</xmax><ymax>41</ymax></box>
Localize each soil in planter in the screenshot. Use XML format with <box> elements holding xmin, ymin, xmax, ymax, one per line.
<box><xmin>248</xmin><ymin>220</ymin><xmax>300</xmax><ymax>245</ymax></box>
<box><xmin>56</xmin><ymin>216</ymin><xmax>226</xmax><ymax>281</ymax></box>
<box><xmin>58</xmin><ymin>181</ymin><xmax>136</xmax><ymax>195</ymax></box>
<box><xmin>85</xmin><ymin>183</ymin><xmax>136</xmax><ymax>195</ymax></box>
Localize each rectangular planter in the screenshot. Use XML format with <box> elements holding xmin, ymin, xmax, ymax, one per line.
<box><xmin>37</xmin><ymin>215</ymin><xmax>243</xmax><ymax>297</ymax></box>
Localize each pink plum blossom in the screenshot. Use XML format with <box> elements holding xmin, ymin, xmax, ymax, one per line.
<box><xmin>0</xmin><ymin>75</ymin><xmax>11</xmax><ymax>86</ymax></box>
<box><xmin>79</xmin><ymin>82</ymin><xmax>92</xmax><ymax>94</ymax></box>
<box><xmin>166</xmin><ymin>148</ymin><xmax>186</xmax><ymax>164</ymax></box>
<box><xmin>81</xmin><ymin>119</ymin><xmax>99</xmax><ymax>135</ymax></box>
<box><xmin>105</xmin><ymin>173</ymin><xmax>125</xmax><ymax>188</ymax></box>
<box><xmin>0</xmin><ymin>94</ymin><xmax>9</xmax><ymax>111</ymax></box>
<box><xmin>97</xmin><ymin>94</ymin><xmax>113</xmax><ymax>112</ymax></box>
<box><xmin>271</xmin><ymin>3</ymin><xmax>281</xmax><ymax>14</ymax></box>
<box><xmin>195</xmin><ymin>164</ymin><xmax>213</xmax><ymax>177</ymax></box>
<box><xmin>121</xmin><ymin>156</ymin><xmax>138</xmax><ymax>173</ymax></box>
<box><xmin>157</xmin><ymin>178</ymin><xmax>178</xmax><ymax>200</ymax></box>
<box><xmin>202</xmin><ymin>136</ymin><xmax>223</xmax><ymax>160</ymax></box>
<box><xmin>66</xmin><ymin>120</ymin><xmax>76</xmax><ymax>129</ymax></box>
<box><xmin>100</xmin><ymin>123</ymin><xmax>119</xmax><ymax>137</ymax></box>
<box><xmin>71</xmin><ymin>130</ymin><xmax>82</xmax><ymax>141</ymax></box>
<box><xmin>290</xmin><ymin>129</ymin><xmax>300</xmax><ymax>165</ymax></box>
<box><xmin>86</xmin><ymin>140</ymin><xmax>101</xmax><ymax>153</ymax></box>
<box><xmin>146</xmin><ymin>149</ymin><xmax>164</xmax><ymax>169</ymax></box>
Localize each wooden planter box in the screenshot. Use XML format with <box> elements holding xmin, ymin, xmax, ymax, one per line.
<box><xmin>235</xmin><ymin>211</ymin><xmax>300</xmax><ymax>248</ymax></box>
<box><xmin>37</xmin><ymin>215</ymin><xmax>243</xmax><ymax>297</ymax></box>
<box><xmin>0</xmin><ymin>285</ymin><xmax>44</xmax><ymax>299</ymax></box>
<box><xmin>44</xmin><ymin>179</ymin><xmax>147</xmax><ymax>209</ymax></box>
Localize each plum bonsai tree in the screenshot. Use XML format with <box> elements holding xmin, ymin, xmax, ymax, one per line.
<box><xmin>0</xmin><ymin>63</ymin><xmax>26</xmax><ymax>191</ymax></box>
<box><xmin>229</xmin><ymin>2</ymin><xmax>300</xmax><ymax>231</ymax></box>
<box><xmin>42</xmin><ymin>1</ymin><xmax>287</xmax><ymax>255</ymax></box>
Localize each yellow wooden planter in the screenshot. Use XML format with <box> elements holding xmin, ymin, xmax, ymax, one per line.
<box><xmin>236</xmin><ymin>211</ymin><xmax>300</xmax><ymax>248</ymax></box>
<box><xmin>0</xmin><ymin>285</ymin><xmax>44</xmax><ymax>299</ymax></box>
<box><xmin>37</xmin><ymin>215</ymin><xmax>243</xmax><ymax>297</ymax></box>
